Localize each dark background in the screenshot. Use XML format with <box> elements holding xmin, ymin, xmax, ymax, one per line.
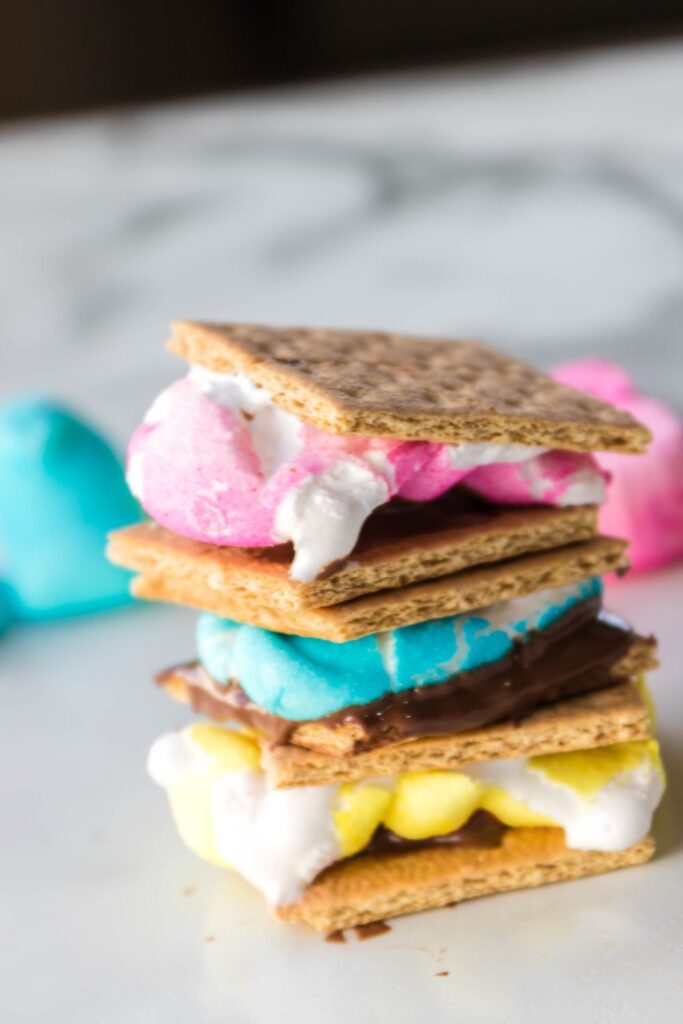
<box><xmin>2</xmin><ymin>0</ymin><xmax>683</xmax><ymax>122</ymax></box>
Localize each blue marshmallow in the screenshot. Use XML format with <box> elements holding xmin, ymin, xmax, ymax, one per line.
<box><xmin>196</xmin><ymin>578</ymin><xmax>602</xmax><ymax>720</ymax></box>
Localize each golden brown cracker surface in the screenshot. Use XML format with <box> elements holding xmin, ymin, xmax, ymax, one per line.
<box><xmin>168</xmin><ymin>321</ymin><xmax>649</xmax><ymax>451</ymax></box>
<box><xmin>107</xmin><ymin>503</ymin><xmax>598</xmax><ymax>611</ymax></box>
<box><xmin>262</xmin><ymin>679</ymin><xmax>653</xmax><ymax>787</ymax></box>
<box><xmin>277</xmin><ymin>828</ymin><xmax>655</xmax><ymax>931</ymax></box>
<box><xmin>113</xmin><ymin>534</ymin><xmax>628</xmax><ymax>641</ymax></box>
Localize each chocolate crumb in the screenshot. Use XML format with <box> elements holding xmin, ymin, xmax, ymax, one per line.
<box><xmin>435</xmin><ymin>971</ymin><xmax>449</xmax><ymax>977</ymax></box>
<box><xmin>353</xmin><ymin>921</ymin><xmax>392</xmax><ymax>941</ymax></box>
<box><xmin>182</xmin><ymin>885</ymin><xmax>198</xmax><ymax>897</ymax></box>
<box><xmin>325</xmin><ymin>929</ymin><xmax>347</xmax><ymax>944</ymax></box>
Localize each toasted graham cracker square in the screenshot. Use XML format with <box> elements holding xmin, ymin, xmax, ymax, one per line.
<box><xmin>120</xmin><ymin>536</ymin><xmax>628</xmax><ymax>642</ymax></box>
<box><xmin>107</xmin><ymin>504</ymin><xmax>598</xmax><ymax>611</ymax></box>
<box><xmin>277</xmin><ymin>829</ymin><xmax>655</xmax><ymax>931</ymax></box>
<box><xmin>168</xmin><ymin>321</ymin><xmax>649</xmax><ymax>452</ymax></box>
<box><xmin>262</xmin><ymin>679</ymin><xmax>652</xmax><ymax>788</ymax></box>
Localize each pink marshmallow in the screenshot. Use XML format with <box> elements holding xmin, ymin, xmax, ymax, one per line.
<box><xmin>128</xmin><ymin>380</ymin><xmax>287</xmax><ymax>545</ymax></box>
<box><xmin>396</xmin><ymin>445</ymin><xmax>469</xmax><ymax>501</ymax></box>
<box><xmin>128</xmin><ymin>373</ymin><xmax>608</xmax><ymax>553</ymax></box>
<box><xmin>128</xmin><ymin>379</ymin><xmax>440</xmax><ymax>547</ymax></box>
<box><xmin>466</xmin><ymin>450</ymin><xmax>608</xmax><ymax>507</ymax></box>
<box><xmin>553</xmin><ymin>359</ymin><xmax>683</xmax><ymax>572</ymax></box>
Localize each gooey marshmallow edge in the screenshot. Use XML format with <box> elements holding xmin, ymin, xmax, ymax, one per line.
<box><xmin>129</xmin><ymin>367</ymin><xmax>606</xmax><ymax>582</ymax></box>
<box><xmin>148</xmin><ymin>729</ymin><xmax>662</xmax><ymax>906</ymax></box>
<box><xmin>193</xmin><ymin>368</ymin><xmax>552</xmax><ymax>582</ymax></box>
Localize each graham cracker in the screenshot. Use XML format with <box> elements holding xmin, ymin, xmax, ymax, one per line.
<box><xmin>277</xmin><ymin>828</ymin><xmax>655</xmax><ymax>931</ymax></box>
<box><xmin>119</xmin><ymin>536</ymin><xmax>629</xmax><ymax>642</ymax></box>
<box><xmin>168</xmin><ymin>321</ymin><xmax>649</xmax><ymax>453</ymax></box>
<box><xmin>107</xmin><ymin>503</ymin><xmax>598</xmax><ymax>611</ymax></box>
<box><xmin>262</xmin><ymin>679</ymin><xmax>653</xmax><ymax>788</ymax></box>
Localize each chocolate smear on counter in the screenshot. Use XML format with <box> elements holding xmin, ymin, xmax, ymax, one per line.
<box><xmin>353</xmin><ymin>921</ymin><xmax>392</xmax><ymax>941</ymax></box>
<box><xmin>158</xmin><ymin>599</ymin><xmax>636</xmax><ymax>752</ymax></box>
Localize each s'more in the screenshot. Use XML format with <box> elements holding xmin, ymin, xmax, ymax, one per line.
<box><xmin>109</xmin><ymin>322</ymin><xmax>664</xmax><ymax>933</ymax></box>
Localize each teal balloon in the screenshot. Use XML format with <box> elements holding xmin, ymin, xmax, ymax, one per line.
<box><xmin>0</xmin><ymin>396</ymin><xmax>141</xmax><ymax>621</ymax></box>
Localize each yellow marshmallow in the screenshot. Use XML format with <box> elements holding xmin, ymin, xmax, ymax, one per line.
<box><xmin>164</xmin><ymin>727</ymin><xmax>260</xmax><ymax>870</ymax></box>
<box><xmin>529</xmin><ymin>739</ymin><xmax>663</xmax><ymax>796</ymax></box>
<box><xmin>480</xmin><ymin>785</ymin><xmax>557</xmax><ymax>828</ymax></box>
<box><xmin>155</xmin><ymin>727</ymin><xmax>663</xmax><ymax>877</ymax></box>
<box><xmin>187</xmin><ymin>723</ymin><xmax>260</xmax><ymax>775</ymax></box>
<box><xmin>384</xmin><ymin>771</ymin><xmax>484</xmax><ymax>840</ymax></box>
<box><xmin>333</xmin><ymin>783</ymin><xmax>394</xmax><ymax>857</ymax></box>
<box><xmin>167</xmin><ymin>782</ymin><xmax>233</xmax><ymax>869</ymax></box>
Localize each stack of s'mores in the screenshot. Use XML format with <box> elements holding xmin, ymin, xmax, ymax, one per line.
<box><xmin>109</xmin><ymin>322</ymin><xmax>665</xmax><ymax>933</ymax></box>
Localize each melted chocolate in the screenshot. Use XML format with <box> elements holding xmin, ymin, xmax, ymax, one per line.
<box><xmin>363</xmin><ymin>810</ymin><xmax>507</xmax><ymax>856</ymax></box>
<box><xmin>157</xmin><ymin>599</ymin><xmax>636</xmax><ymax>753</ymax></box>
<box><xmin>317</xmin><ymin>489</ymin><xmax>500</xmax><ymax>576</ymax></box>
<box><xmin>157</xmin><ymin>663</ymin><xmax>300</xmax><ymax>745</ymax></box>
<box><xmin>319</xmin><ymin>813</ymin><xmax>505</xmax><ymax>944</ymax></box>
<box><xmin>247</xmin><ymin>489</ymin><xmax>507</xmax><ymax>575</ymax></box>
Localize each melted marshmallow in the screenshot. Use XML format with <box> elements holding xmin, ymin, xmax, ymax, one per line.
<box><xmin>149</xmin><ymin>728</ymin><xmax>663</xmax><ymax>905</ymax></box>
<box><xmin>447</xmin><ymin>442</ymin><xmax>547</xmax><ymax>469</ymax></box>
<box><xmin>149</xmin><ymin>729</ymin><xmax>340</xmax><ymax>904</ymax></box>
<box><xmin>211</xmin><ymin>773</ymin><xmax>340</xmax><ymax>905</ymax></box>
<box><xmin>189</xmin><ymin>367</ymin><xmax>304</xmax><ymax>477</ymax></box>
<box><xmin>273</xmin><ymin>459</ymin><xmax>390</xmax><ymax>582</ymax></box>
<box><xmin>468</xmin><ymin>754</ymin><xmax>663</xmax><ymax>852</ymax></box>
<box><xmin>128</xmin><ymin>369</ymin><xmax>607</xmax><ymax>581</ymax></box>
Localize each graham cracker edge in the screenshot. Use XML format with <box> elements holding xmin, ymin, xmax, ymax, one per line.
<box><xmin>107</xmin><ymin>504</ymin><xmax>598</xmax><ymax>611</ymax></box>
<box><xmin>168</xmin><ymin>322</ymin><xmax>649</xmax><ymax>453</ymax></box>
<box><xmin>276</xmin><ymin>828</ymin><xmax>655</xmax><ymax>931</ymax></box>
<box><xmin>126</xmin><ymin>536</ymin><xmax>629</xmax><ymax>642</ymax></box>
<box><xmin>262</xmin><ymin>677</ymin><xmax>653</xmax><ymax>787</ymax></box>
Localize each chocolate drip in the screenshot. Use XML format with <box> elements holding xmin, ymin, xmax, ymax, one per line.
<box><xmin>157</xmin><ymin>663</ymin><xmax>301</xmax><ymax>745</ymax></box>
<box><xmin>353</xmin><ymin>921</ymin><xmax>392</xmax><ymax>940</ymax></box>
<box><xmin>326</xmin><ymin>600</ymin><xmax>633</xmax><ymax>747</ymax></box>
<box><xmin>362</xmin><ymin>810</ymin><xmax>507</xmax><ymax>857</ymax></box>
<box><xmin>157</xmin><ymin>599</ymin><xmax>635</xmax><ymax>752</ymax></box>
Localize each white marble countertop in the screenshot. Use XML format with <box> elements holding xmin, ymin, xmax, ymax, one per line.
<box><xmin>1</xmin><ymin>37</ymin><xmax>683</xmax><ymax>1024</ymax></box>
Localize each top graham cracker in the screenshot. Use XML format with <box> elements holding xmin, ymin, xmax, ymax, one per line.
<box><xmin>168</xmin><ymin>321</ymin><xmax>650</xmax><ymax>452</ymax></box>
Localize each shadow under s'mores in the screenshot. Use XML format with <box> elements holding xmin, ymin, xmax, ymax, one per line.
<box><xmin>112</xmin><ymin>321</ymin><xmax>665</xmax><ymax>933</ymax></box>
